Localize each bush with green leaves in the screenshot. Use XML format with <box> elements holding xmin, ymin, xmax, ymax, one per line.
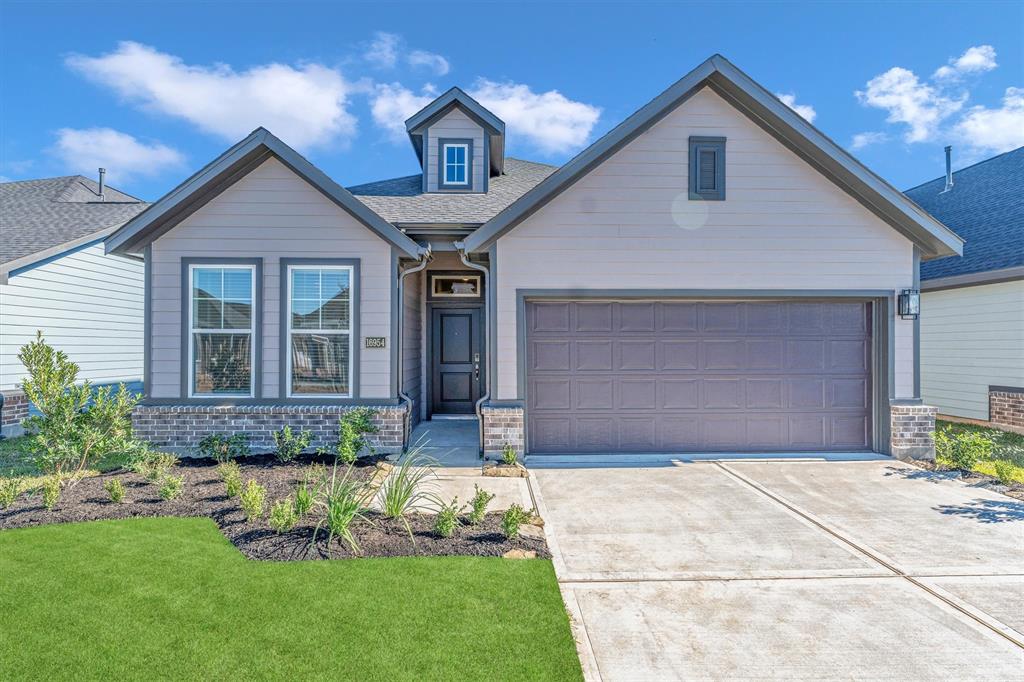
<box><xmin>501</xmin><ymin>504</ymin><xmax>532</xmax><ymax>539</ymax></box>
<box><xmin>434</xmin><ymin>497</ymin><xmax>462</xmax><ymax>538</ymax></box>
<box><xmin>335</xmin><ymin>408</ymin><xmax>379</xmax><ymax>464</ymax></box>
<box><xmin>312</xmin><ymin>465</ymin><xmax>372</xmax><ymax>554</ymax></box>
<box><xmin>272</xmin><ymin>426</ymin><xmax>312</xmax><ymax>463</ymax></box>
<box><xmin>103</xmin><ymin>478</ymin><xmax>126</xmax><ymax>503</ymax></box>
<box><xmin>220</xmin><ymin>463</ymin><xmax>243</xmax><ymax>499</ymax></box>
<box><xmin>197</xmin><ymin>433</ymin><xmax>250</xmax><ymax>462</ymax></box>
<box><xmin>239</xmin><ymin>480</ymin><xmax>267</xmax><ymax>522</ymax></box>
<box><xmin>501</xmin><ymin>444</ymin><xmax>518</xmax><ymax>466</ymax></box>
<box><xmin>0</xmin><ymin>477</ymin><xmax>23</xmax><ymax>509</ymax></box>
<box><xmin>18</xmin><ymin>332</ymin><xmax>141</xmax><ymax>483</ymax></box>
<box><xmin>269</xmin><ymin>498</ymin><xmax>298</xmax><ymax>533</ymax></box>
<box><xmin>935</xmin><ymin>428</ymin><xmax>994</xmax><ymax>471</ymax></box>
<box><xmin>379</xmin><ymin>451</ymin><xmax>438</xmax><ymax>537</ymax></box>
<box><xmin>158</xmin><ymin>475</ymin><xmax>184</xmax><ymax>501</ymax></box>
<box><xmin>131</xmin><ymin>451</ymin><xmax>179</xmax><ymax>482</ymax></box>
<box><xmin>294</xmin><ymin>472</ymin><xmax>317</xmax><ymax>518</ymax></box>
<box><xmin>468</xmin><ymin>484</ymin><xmax>495</xmax><ymax>525</ymax></box>
<box><xmin>993</xmin><ymin>460</ymin><xmax>1017</xmax><ymax>485</ymax></box>
<box><xmin>41</xmin><ymin>476</ymin><xmax>61</xmax><ymax>510</ymax></box>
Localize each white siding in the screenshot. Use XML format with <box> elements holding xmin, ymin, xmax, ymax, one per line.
<box><xmin>425</xmin><ymin>108</ymin><xmax>485</xmax><ymax>192</ymax></box>
<box><xmin>149</xmin><ymin>157</ymin><xmax>393</xmax><ymax>399</ymax></box>
<box><xmin>921</xmin><ymin>280</ymin><xmax>1024</xmax><ymax>419</ymax></box>
<box><xmin>494</xmin><ymin>86</ymin><xmax>916</xmax><ymax>400</ymax></box>
<box><xmin>0</xmin><ymin>242</ymin><xmax>143</xmax><ymax>391</ymax></box>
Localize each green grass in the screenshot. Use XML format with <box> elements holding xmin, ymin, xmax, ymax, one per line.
<box><xmin>936</xmin><ymin>419</ymin><xmax>1024</xmax><ymax>483</ymax></box>
<box><xmin>0</xmin><ymin>517</ymin><xmax>581</xmax><ymax>681</ymax></box>
<box><xmin>0</xmin><ymin>435</ymin><xmax>36</xmax><ymax>477</ymax></box>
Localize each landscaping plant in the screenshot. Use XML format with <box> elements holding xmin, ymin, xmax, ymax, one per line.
<box><xmin>222</xmin><ymin>464</ymin><xmax>243</xmax><ymax>499</ymax></box>
<box><xmin>103</xmin><ymin>478</ymin><xmax>126</xmax><ymax>504</ymax></box>
<box><xmin>41</xmin><ymin>476</ymin><xmax>61</xmax><ymax>510</ymax></box>
<box><xmin>993</xmin><ymin>459</ymin><xmax>1017</xmax><ymax>486</ymax></box>
<box><xmin>335</xmin><ymin>408</ymin><xmax>378</xmax><ymax>464</ymax></box>
<box><xmin>468</xmin><ymin>484</ymin><xmax>495</xmax><ymax>525</ymax></box>
<box><xmin>379</xmin><ymin>451</ymin><xmax>438</xmax><ymax>538</ymax></box>
<box><xmin>294</xmin><ymin>480</ymin><xmax>315</xmax><ymax>518</ymax></box>
<box><xmin>158</xmin><ymin>475</ymin><xmax>184</xmax><ymax>501</ymax></box>
<box><xmin>935</xmin><ymin>428</ymin><xmax>994</xmax><ymax>471</ymax></box>
<box><xmin>0</xmin><ymin>477</ymin><xmax>22</xmax><ymax>509</ymax></box>
<box><xmin>131</xmin><ymin>451</ymin><xmax>179</xmax><ymax>482</ymax></box>
<box><xmin>239</xmin><ymin>480</ymin><xmax>267</xmax><ymax>522</ymax></box>
<box><xmin>501</xmin><ymin>504</ymin><xmax>532</xmax><ymax>540</ymax></box>
<box><xmin>272</xmin><ymin>426</ymin><xmax>312</xmax><ymax>463</ymax></box>
<box><xmin>197</xmin><ymin>433</ymin><xmax>250</xmax><ymax>462</ymax></box>
<box><xmin>18</xmin><ymin>333</ymin><xmax>141</xmax><ymax>485</ymax></box>
<box><xmin>501</xmin><ymin>444</ymin><xmax>518</xmax><ymax>466</ymax></box>
<box><xmin>311</xmin><ymin>465</ymin><xmax>372</xmax><ymax>554</ymax></box>
<box><xmin>269</xmin><ymin>498</ymin><xmax>298</xmax><ymax>533</ymax></box>
<box><xmin>434</xmin><ymin>497</ymin><xmax>462</xmax><ymax>538</ymax></box>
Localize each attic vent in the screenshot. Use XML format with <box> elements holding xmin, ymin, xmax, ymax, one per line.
<box><xmin>698</xmin><ymin>150</ymin><xmax>717</xmax><ymax>190</ymax></box>
<box><xmin>688</xmin><ymin>136</ymin><xmax>726</xmax><ymax>201</ymax></box>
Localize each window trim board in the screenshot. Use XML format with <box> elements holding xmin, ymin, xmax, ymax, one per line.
<box><xmin>688</xmin><ymin>136</ymin><xmax>726</xmax><ymax>201</ymax></box>
<box><xmin>436</xmin><ymin>137</ymin><xmax>474</xmax><ymax>191</ymax></box>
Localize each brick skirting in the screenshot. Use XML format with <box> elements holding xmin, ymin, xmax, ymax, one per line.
<box><xmin>132</xmin><ymin>403</ymin><xmax>408</xmax><ymax>455</ymax></box>
<box><xmin>989</xmin><ymin>387</ymin><xmax>1024</xmax><ymax>431</ymax></box>
<box><xmin>890</xmin><ymin>403</ymin><xmax>937</xmax><ymax>461</ymax></box>
<box><xmin>1</xmin><ymin>390</ymin><xmax>29</xmax><ymax>436</ymax></box>
<box><xmin>481</xmin><ymin>405</ymin><xmax>524</xmax><ymax>459</ymax></box>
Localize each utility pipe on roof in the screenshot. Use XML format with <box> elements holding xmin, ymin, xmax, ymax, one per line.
<box><xmin>454</xmin><ymin>241</ymin><xmax>490</xmax><ymax>459</ymax></box>
<box><xmin>397</xmin><ymin>246</ymin><xmax>432</xmax><ymax>450</ymax></box>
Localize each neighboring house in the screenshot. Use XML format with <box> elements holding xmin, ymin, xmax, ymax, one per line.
<box><xmin>1</xmin><ymin>175</ymin><xmax>149</xmax><ymax>435</ymax></box>
<box><xmin>106</xmin><ymin>54</ymin><xmax>963</xmax><ymax>460</ymax></box>
<box><xmin>906</xmin><ymin>147</ymin><xmax>1024</xmax><ymax>431</ymax></box>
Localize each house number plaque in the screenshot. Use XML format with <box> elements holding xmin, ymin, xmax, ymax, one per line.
<box><xmin>364</xmin><ymin>337</ymin><xmax>387</xmax><ymax>349</ymax></box>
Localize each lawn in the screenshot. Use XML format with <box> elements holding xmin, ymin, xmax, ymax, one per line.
<box><xmin>0</xmin><ymin>517</ymin><xmax>582</xmax><ymax>681</ymax></box>
<box><xmin>936</xmin><ymin>419</ymin><xmax>1024</xmax><ymax>483</ymax></box>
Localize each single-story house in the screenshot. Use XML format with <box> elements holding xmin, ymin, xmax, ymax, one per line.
<box><xmin>106</xmin><ymin>54</ymin><xmax>963</xmax><ymax>460</ymax></box>
<box><xmin>906</xmin><ymin>146</ymin><xmax>1023</xmax><ymax>431</ymax></box>
<box><xmin>1</xmin><ymin>174</ymin><xmax>149</xmax><ymax>436</ymax></box>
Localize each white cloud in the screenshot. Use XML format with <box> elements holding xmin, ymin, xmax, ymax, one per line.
<box><xmin>53</xmin><ymin>127</ymin><xmax>184</xmax><ymax>182</ymax></box>
<box><xmin>364</xmin><ymin>32</ymin><xmax>400</xmax><ymax>69</ymax></box>
<box><xmin>370</xmin><ymin>83</ymin><xmax>436</xmax><ymax>141</ymax></box>
<box><xmin>955</xmin><ymin>86</ymin><xmax>1024</xmax><ymax>154</ymax></box>
<box><xmin>469</xmin><ymin>79</ymin><xmax>601</xmax><ymax>154</ymax></box>
<box><xmin>775</xmin><ymin>93</ymin><xmax>817</xmax><ymax>123</ymax></box>
<box><xmin>67</xmin><ymin>41</ymin><xmax>357</xmax><ymax>150</ymax></box>
<box><xmin>407</xmin><ymin>50</ymin><xmax>450</xmax><ymax>76</ymax></box>
<box><xmin>934</xmin><ymin>45</ymin><xmax>997</xmax><ymax>80</ymax></box>
<box><xmin>855</xmin><ymin>67</ymin><xmax>965</xmax><ymax>143</ymax></box>
<box><xmin>850</xmin><ymin>131</ymin><xmax>890</xmax><ymax>150</ymax></box>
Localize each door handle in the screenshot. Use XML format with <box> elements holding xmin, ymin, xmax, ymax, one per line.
<box><xmin>474</xmin><ymin>353</ymin><xmax>480</xmax><ymax>380</ymax></box>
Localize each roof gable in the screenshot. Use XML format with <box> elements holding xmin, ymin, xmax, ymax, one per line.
<box><xmin>405</xmin><ymin>87</ymin><xmax>505</xmax><ymax>176</ymax></box>
<box><xmin>461</xmin><ymin>55</ymin><xmax>964</xmax><ymax>259</ymax></box>
<box><xmin>105</xmin><ymin>128</ymin><xmax>424</xmax><ymax>258</ymax></box>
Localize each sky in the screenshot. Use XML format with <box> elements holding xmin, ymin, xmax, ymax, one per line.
<box><xmin>1</xmin><ymin>0</ymin><xmax>1022</xmax><ymax>201</ymax></box>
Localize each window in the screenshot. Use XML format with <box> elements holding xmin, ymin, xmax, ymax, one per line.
<box><xmin>189</xmin><ymin>265</ymin><xmax>255</xmax><ymax>397</ymax></box>
<box><xmin>287</xmin><ymin>265</ymin><xmax>353</xmax><ymax>397</ymax></box>
<box><xmin>431</xmin><ymin>274</ymin><xmax>481</xmax><ymax>298</ymax></box>
<box><xmin>689</xmin><ymin>136</ymin><xmax>726</xmax><ymax>201</ymax></box>
<box><xmin>439</xmin><ymin>139</ymin><xmax>472</xmax><ymax>189</ymax></box>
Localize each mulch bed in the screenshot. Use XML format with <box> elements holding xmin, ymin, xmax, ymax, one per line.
<box><xmin>909</xmin><ymin>459</ymin><xmax>1024</xmax><ymax>501</ymax></box>
<box><xmin>0</xmin><ymin>454</ymin><xmax>549</xmax><ymax>561</ymax></box>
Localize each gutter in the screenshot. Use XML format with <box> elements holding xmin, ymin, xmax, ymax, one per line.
<box><xmin>454</xmin><ymin>241</ymin><xmax>490</xmax><ymax>459</ymax></box>
<box><xmin>396</xmin><ymin>246</ymin><xmax>432</xmax><ymax>449</ymax></box>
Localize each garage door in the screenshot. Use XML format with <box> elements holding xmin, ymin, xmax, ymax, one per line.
<box><xmin>525</xmin><ymin>300</ymin><xmax>872</xmax><ymax>454</ymax></box>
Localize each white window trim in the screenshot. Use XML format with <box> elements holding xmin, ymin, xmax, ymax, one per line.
<box><xmin>188</xmin><ymin>264</ymin><xmax>256</xmax><ymax>399</ymax></box>
<box><xmin>442</xmin><ymin>143</ymin><xmax>470</xmax><ymax>186</ymax></box>
<box><xmin>285</xmin><ymin>264</ymin><xmax>355</xmax><ymax>399</ymax></box>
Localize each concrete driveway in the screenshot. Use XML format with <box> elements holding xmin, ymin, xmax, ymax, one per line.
<box><xmin>530</xmin><ymin>458</ymin><xmax>1024</xmax><ymax>681</ymax></box>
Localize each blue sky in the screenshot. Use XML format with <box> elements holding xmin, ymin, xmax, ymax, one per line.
<box><xmin>2</xmin><ymin>1</ymin><xmax>1022</xmax><ymax>200</ymax></box>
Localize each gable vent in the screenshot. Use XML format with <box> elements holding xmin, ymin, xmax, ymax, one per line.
<box><xmin>699</xmin><ymin>150</ymin><xmax>717</xmax><ymax>190</ymax></box>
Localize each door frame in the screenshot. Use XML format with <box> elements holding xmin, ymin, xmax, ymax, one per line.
<box><xmin>425</xmin><ymin>271</ymin><xmax>487</xmax><ymax>418</ymax></box>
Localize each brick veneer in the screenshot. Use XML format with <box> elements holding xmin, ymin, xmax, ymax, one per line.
<box><xmin>481</xmin><ymin>405</ymin><xmax>524</xmax><ymax>459</ymax></box>
<box><xmin>1</xmin><ymin>390</ymin><xmax>29</xmax><ymax>434</ymax></box>
<box><xmin>890</xmin><ymin>403</ymin><xmax>937</xmax><ymax>460</ymax></box>
<box><xmin>132</xmin><ymin>403</ymin><xmax>408</xmax><ymax>455</ymax></box>
<box><xmin>989</xmin><ymin>387</ymin><xmax>1024</xmax><ymax>430</ymax></box>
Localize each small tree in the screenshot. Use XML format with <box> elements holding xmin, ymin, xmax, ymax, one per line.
<box><xmin>18</xmin><ymin>332</ymin><xmax>140</xmax><ymax>484</ymax></box>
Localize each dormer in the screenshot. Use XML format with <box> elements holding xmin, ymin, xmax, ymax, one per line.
<box><xmin>405</xmin><ymin>87</ymin><xmax>505</xmax><ymax>194</ymax></box>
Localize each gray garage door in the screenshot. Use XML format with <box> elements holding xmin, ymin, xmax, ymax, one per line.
<box><xmin>525</xmin><ymin>300</ymin><xmax>872</xmax><ymax>454</ymax></box>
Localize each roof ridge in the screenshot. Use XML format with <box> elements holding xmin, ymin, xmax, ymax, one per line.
<box><xmin>903</xmin><ymin>145</ymin><xmax>1024</xmax><ymax>193</ymax></box>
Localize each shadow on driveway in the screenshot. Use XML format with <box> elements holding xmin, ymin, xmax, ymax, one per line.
<box><xmin>934</xmin><ymin>498</ymin><xmax>1024</xmax><ymax>523</ymax></box>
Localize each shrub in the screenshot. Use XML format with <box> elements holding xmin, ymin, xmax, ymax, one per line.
<box><xmin>379</xmin><ymin>451</ymin><xmax>438</xmax><ymax>537</ymax></box>
<box><xmin>103</xmin><ymin>478</ymin><xmax>126</xmax><ymax>503</ymax></box>
<box><xmin>197</xmin><ymin>433</ymin><xmax>250</xmax><ymax>462</ymax></box>
<box><xmin>501</xmin><ymin>504</ymin><xmax>532</xmax><ymax>539</ymax></box>
<box><xmin>311</xmin><ymin>465</ymin><xmax>372</xmax><ymax>554</ymax></box>
<box><xmin>269</xmin><ymin>498</ymin><xmax>298</xmax><ymax>533</ymax></box>
<box><xmin>294</xmin><ymin>481</ymin><xmax>315</xmax><ymax>518</ymax></box>
<box><xmin>0</xmin><ymin>477</ymin><xmax>23</xmax><ymax>509</ymax></box>
<box><xmin>434</xmin><ymin>497</ymin><xmax>462</xmax><ymax>538</ymax></box>
<box><xmin>336</xmin><ymin>408</ymin><xmax>378</xmax><ymax>464</ymax></box>
<box><xmin>131</xmin><ymin>451</ymin><xmax>179</xmax><ymax>482</ymax></box>
<box><xmin>272</xmin><ymin>426</ymin><xmax>312</xmax><ymax>463</ymax></box>
<box><xmin>468</xmin><ymin>484</ymin><xmax>495</xmax><ymax>525</ymax></box>
<box><xmin>158</xmin><ymin>475</ymin><xmax>184</xmax><ymax>501</ymax></box>
<box><xmin>18</xmin><ymin>332</ymin><xmax>141</xmax><ymax>483</ymax></box>
<box><xmin>223</xmin><ymin>466</ymin><xmax>243</xmax><ymax>499</ymax></box>
<box><xmin>239</xmin><ymin>480</ymin><xmax>267</xmax><ymax>522</ymax></box>
<box><xmin>993</xmin><ymin>460</ymin><xmax>1018</xmax><ymax>486</ymax></box>
<box><xmin>501</xmin><ymin>444</ymin><xmax>518</xmax><ymax>466</ymax></box>
<box><xmin>216</xmin><ymin>460</ymin><xmax>241</xmax><ymax>483</ymax></box>
<box><xmin>41</xmin><ymin>476</ymin><xmax>61</xmax><ymax>510</ymax></box>
<box><xmin>935</xmin><ymin>428</ymin><xmax>994</xmax><ymax>471</ymax></box>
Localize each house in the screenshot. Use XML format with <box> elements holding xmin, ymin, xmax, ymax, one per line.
<box><xmin>1</xmin><ymin>174</ymin><xmax>149</xmax><ymax>435</ymax></box>
<box><xmin>105</xmin><ymin>54</ymin><xmax>963</xmax><ymax>460</ymax></box>
<box><xmin>905</xmin><ymin>146</ymin><xmax>1024</xmax><ymax>432</ymax></box>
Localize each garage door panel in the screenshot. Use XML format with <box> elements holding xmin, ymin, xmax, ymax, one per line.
<box><xmin>576</xmin><ymin>379</ymin><xmax>614</xmax><ymax>409</ymax></box>
<box><xmin>703</xmin><ymin>415</ymin><xmax>748</xmax><ymax>447</ymax></box>
<box><xmin>620</xmin><ymin>303</ymin><xmax>656</xmax><ymax>331</ymax></box>
<box><xmin>621</xmin><ymin>418</ymin><xmax>657</xmax><ymax>449</ymax></box>
<box><xmin>747</xmin><ymin>339</ymin><xmax>784</xmax><ymax>370</ymax></box>
<box><xmin>576</xmin><ymin>340</ymin><xmax>613</xmax><ymax>370</ymax></box>
<box><xmin>705</xmin><ymin>339</ymin><xmax>746</xmax><ymax>370</ymax></box>
<box><xmin>661</xmin><ymin>303</ymin><xmax>698</xmax><ymax>331</ymax></box>
<box><xmin>531</xmin><ymin>302</ymin><xmax>570</xmax><ymax>332</ymax></box>
<box><xmin>704</xmin><ymin>379</ymin><xmax>744</xmax><ymax>409</ymax></box>
<box><xmin>831</xmin><ymin>378</ymin><xmax>869</xmax><ymax>409</ymax></box>
<box><xmin>618</xmin><ymin>340</ymin><xmax>657</xmax><ymax>370</ymax></box>
<box><xmin>531</xmin><ymin>378</ymin><xmax>571</xmax><ymax>410</ymax></box>
<box><xmin>789</xmin><ymin>378</ymin><xmax>826</xmax><ymax>409</ymax></box>
<box><xmin>747</xmin><ymin>379</ymin><xmax>784</xmax><ymax>409</ymax></box>
<box><xmin>531</xmin><ymin>340</ymin><xmax>571</xmax><ymax>371</ymax></box>
<box><xmin>575</xmin><ymin>302</ymin><xmax>613</xmax><ymax>331</ymax></box>
<box><xmin>832</xmin><ymin>415</ymin><xmax>870</xmax><ymax>448</ymax></box>
<box><xmin>747</xmin><ymin>416</ymin><xmax>786</xmax><ymax>448</ymax></box>
<box><xmin>619</xmin><ymin>379</ymin><xmax>657</xmax><ymax>410</ymax></box>
<box><xmin>702</xmin><ymin>303</ymin><xmax>743</xmax><ymax>332</ymax></box>
<box><xmin>790</xmin><ymin>415</ymin><xmax>827</xmax><ymax>447</ymax></box>
<box><xmin>662</xmin><ymin>380</ymin><xmax>700</xmax><ymax>409</ymax></box>
<box><xmin>661</xmin><ymin>340</ymin><xmax>699</xmax><ymax>370</ymax></box>
<box><xmin>786</xmin><ymin>339</ymin><xmax>826</xmax><ymax>370</ymax></box>
<box><xmin>829</xmin><ymin>339</ymin><xmax>869</xmax><ymax>371</ymax></box>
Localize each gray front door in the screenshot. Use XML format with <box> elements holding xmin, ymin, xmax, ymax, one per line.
<box><xmin>431</xmin><ymin>307</ymin><xmax>483</xmax><ymax>414</ymax></box>
<box><xmin>525</xmin><ymin>300</ymin><xmax>872</xmax><ymax>454</ymax></box>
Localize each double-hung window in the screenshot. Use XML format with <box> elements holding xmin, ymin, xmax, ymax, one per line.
<box><xmin>442</xmin><ymin>142</ymin><xmax>469</xmax><ymax>187</ymax></box>
<box><xmin>190</xmin><ymin>265</ymin><xmax>255</xmax><ymax>397</ymax></box>
<box><xmin>287</xmin><ymin>265</ymin><xmax>353</xmax><ymax>397</ymax></box>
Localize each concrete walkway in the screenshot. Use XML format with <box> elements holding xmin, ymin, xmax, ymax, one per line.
<box><xmin>531</xmin><ymin>458</ymin><xmax>1024</xmax><ymax>681</ymax></box>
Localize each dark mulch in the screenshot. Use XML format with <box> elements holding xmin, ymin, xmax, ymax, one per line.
<box><xmin>0</xmin><ymin>454</ymin><xmax>549</xmax><ymax>560</ymax></box>
<box><xmin>910</xmin><ymin>459</ymin><xmax>1024</xmax><ymax>501</ymax></box>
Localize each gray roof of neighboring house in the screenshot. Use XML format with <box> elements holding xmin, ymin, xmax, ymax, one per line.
<box><xmin>1</xmin><ymin>175</ymin><xmax>148</xmax><ymax>269</ymax></box>
<box><xmin>347</xmin><ymin>158</ymin><xmax>557</xmax><ymax>225</ymax></box>
<box><xmin>905</xmin><ymin>146</ymin><xmax>1024</xmax><ymax>281</ymax></box>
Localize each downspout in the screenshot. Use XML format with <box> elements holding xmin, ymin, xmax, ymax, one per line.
<box><xmin>397</xmin><ymin>246</ymin><xmax>432</xmax><ymax>450</ymax></box>
<box><xmin>454</xmin><ymin>242</ymin><xmax>490</xmax><ymax>458</ymax></box>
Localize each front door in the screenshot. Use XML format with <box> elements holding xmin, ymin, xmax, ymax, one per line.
<box><xmin>431</xmin><ymin>307</ymin><xmax>483</xmax><ymax>414</ymax></box>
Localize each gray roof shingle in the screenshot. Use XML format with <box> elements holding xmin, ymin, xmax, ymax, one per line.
<box><xmin>1</xmin><ymin>176</ymin><xmax>149</xmax><ymax>266</ymax></box>
<box><xmin>905</xmin><ymin>147</ymin><xmax>1023</xmax><ymax>281</ymax></box>
<box><xmin>347</xmin><ymin>158</ymin><xmax>556</xmax><ymax>224</ymax></box>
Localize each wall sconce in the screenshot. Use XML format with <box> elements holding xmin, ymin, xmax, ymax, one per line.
<box><xmin>898</xmin><ymin>289</ymin><xmax>920</xmax><ymax>320</ymax></box>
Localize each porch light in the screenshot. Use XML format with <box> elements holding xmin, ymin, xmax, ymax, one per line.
<box><xmin>898</xmin><ymin>289</ymin><xmax>920</xmax><ymax>320</ymax></box>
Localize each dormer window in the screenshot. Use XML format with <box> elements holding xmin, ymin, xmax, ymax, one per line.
<box><xmin>439</xmin><ymin>139</ymin><xmax>473</xmax><ymax>190</ymax></box>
